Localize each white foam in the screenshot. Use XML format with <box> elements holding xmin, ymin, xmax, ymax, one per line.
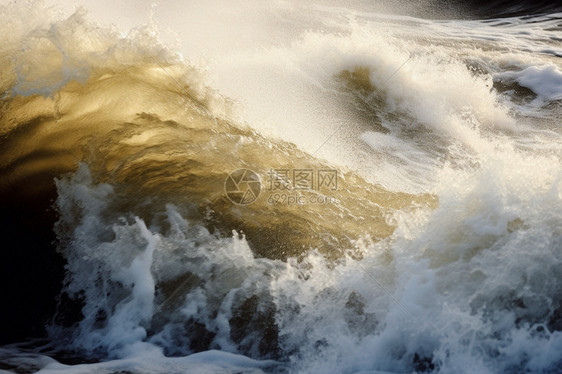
<box><xmin>34</xmin><ymin>345</ymin><xmax>277</xmax><ymax>373</ymax></box>
<box><xmin>498</xmin><ymin>65</ymin><xmax>562</xmax><ymax>104</ymax></box>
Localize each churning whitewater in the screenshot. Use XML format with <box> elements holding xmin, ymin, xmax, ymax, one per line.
<box><xmin>0</xmin><ymin>1</ymin><xmax>561</xmax><ymax>373</ymax></box>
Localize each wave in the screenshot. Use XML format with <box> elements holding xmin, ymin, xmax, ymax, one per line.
<box><xmin>0</xmin><ymin>38</ymin><xmax>432</xmax><ymax>256</ymax></box>
<box><xmin>1</xmin><ymin>1</ymin><xmax>561</xmax><ymax>373</ymax></box>
<box><xmin>312</xmin><ymin>0</ymin><xmax>562</xmax><ymax>19</ymax></box>
<box><xmin>0</xmin><ymin>0</ymin><xmax>432</xmax><ymax>346</ymax></box>
<box><xmin>460</xmin><ymin>0</ymin><xmax>562</xmax><ymax>18</ymax></box>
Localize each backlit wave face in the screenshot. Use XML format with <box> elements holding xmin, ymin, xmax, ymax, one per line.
<box><xmin>0</xmin><ymin>1</ymin><xmax>561</xmax><ymax>373</ymax></box>
<box><xmin>0</xmin><ymin>29</ymin><xmax>431</xmax><ymax>260</ymax></box>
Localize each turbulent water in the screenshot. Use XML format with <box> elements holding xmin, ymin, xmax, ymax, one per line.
<box><xmin>0</xmin><ymin>0</ymin><xmax>561</xmax><ymax>373</ymax></box>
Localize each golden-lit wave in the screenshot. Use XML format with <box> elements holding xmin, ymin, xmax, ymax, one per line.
<box><xmin>0</xmin><ymin>62</ymin><xmax>436</xmax><ymax>260</ymax></box>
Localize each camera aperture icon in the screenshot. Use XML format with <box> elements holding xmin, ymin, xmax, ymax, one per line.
<box><xmin>225</xmin><ymin>169</ymin><xmax>261</xmax><ymax>205</ymax></box>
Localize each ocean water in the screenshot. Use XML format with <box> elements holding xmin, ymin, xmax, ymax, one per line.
<box><xmin>0</xmin><ymin>1</ymin><xmax>561</xmax><ymax>373</ymax></box>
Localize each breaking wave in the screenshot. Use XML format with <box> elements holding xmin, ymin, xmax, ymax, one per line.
<box><xmin>0</xmin><ymin>1</ymin><xmax>561</xmax><ymax>373</ymax></box>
